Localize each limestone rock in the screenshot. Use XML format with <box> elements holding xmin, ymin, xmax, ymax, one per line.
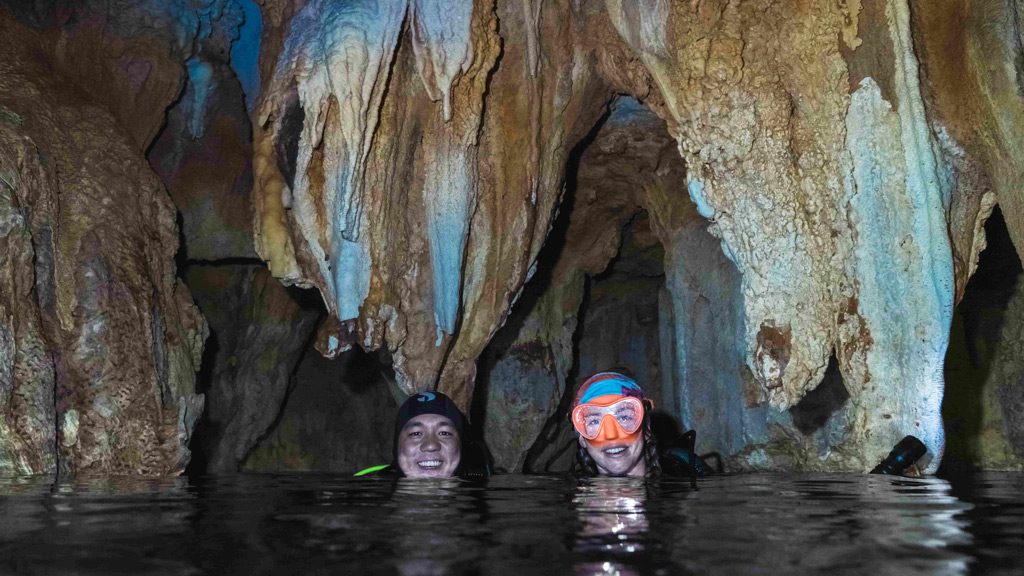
<box><xmin>4</xmin><ymin>0</ymin><xmax>1024</xmax><ymax>474</ymax></box>
<box><xmin>149</xmin><ymin>32</ymin><xmax>257</xmax><ymax>261</ymax></box>
<box><xmin>0</xmin><ymin>13</ymin><xmax>205</xmax><ymax>475</ymax></box>
<box><xmin>253</xmin><ymin>0</ymin><xmax>610</xmax><ymax>409</ymax></box>
<box><xmin>244</xmin><ymin>346</ymin><xmax>398</xmax><ymax>473</ymax></box>
<box><xmin>943</xmin><ymin>210</ymin><xmax>1024</xmax><ymax>471</ymax></box>
<box><xmin>0</xmin><ymin>130</ymin><xmax>57</xmax><ymax>476</ymax></box>
<box><xmin>186</xmin><ymin>264</ymin><xmax>320</xmax><ymax>472</ymax></box>
<box><xmin>911</xmin><ymin>0</ymin><xmax>1024</xmax><ymax>276</ymax></box>
<box><xmin>246</xmin><ymin>0</ymin><xmax>1024</xmax><ymax>471</ymax></box>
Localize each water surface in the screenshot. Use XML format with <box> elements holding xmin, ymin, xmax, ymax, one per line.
<box><xmin>1</xmin><ymin>473</ymin><xmax>1022</xmax><ymax>575</ymax></box>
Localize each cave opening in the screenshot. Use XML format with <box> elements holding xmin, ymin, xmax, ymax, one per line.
<box><xmin>942</xmin><ymin>205</ymin><xmax>1024</xmax><ymax>472</ymax></box>
<box><xmin>474</xmin><ymin>96</ymin><xmax>747</xmax><ymax>473</ymax></box>
<box><xmin>179</xmin><ymin>260</ymin><xmax>403</xmax><ymax>474</ymax></box>
<box><xmin>789</xmin><ymin>353</ymin><xmax>850</xmax><ymax>437</ymax></box>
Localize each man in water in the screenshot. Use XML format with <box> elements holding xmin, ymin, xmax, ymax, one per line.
<box><xmin>355</xmin><ymin>390</ymin><xmax>466</xmax><ymax>478</ymax></box>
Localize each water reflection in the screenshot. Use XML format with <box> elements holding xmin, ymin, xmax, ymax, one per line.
<box><xmin>0</xmin><ymin>473</ymin><xmax>1021</xmax><ymax>574</ymax></box>
<box><xmin>572</xmin><ymin>478</ymin><xmax>650</xmax><ymax>576</ymax></box>
<box><xmin>0</xmin><ymin>475</ymin><xmax>199</xmax><ymax>575</ymax></box>
<box><xmin>670</xmin><ymin>474</ymin><xmax>974</xmax><ymax>575</ymax></box>
<box><xmin>390</xmin><ymin>478</ymin><xmax>479</xmax><ymax>575</ymax></box>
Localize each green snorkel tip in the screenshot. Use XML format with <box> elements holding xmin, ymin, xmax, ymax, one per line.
<box><xmin>354</xmin><ymin>464</ymin><xmax>390</xmax><ymax>477</ymax></box>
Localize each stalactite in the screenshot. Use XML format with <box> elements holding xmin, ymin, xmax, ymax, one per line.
<box><xmin>7</xmin><ymin>0</ymin><xmax>1021</xmax><ymax>474</ymax></box>
<box><xmin>422</xmin><ymin>140</ymin><xmax>476</xmax><ymax>337</ymax></box>
<box><xmin>409</xmin><ymin>0</ymin><xmax>476</xmax><ymax>121</ymax></box>
<box><xmin>259</xmin><ymin>0</ymin><xmax>405</xmax><ymax>319</ymax></box>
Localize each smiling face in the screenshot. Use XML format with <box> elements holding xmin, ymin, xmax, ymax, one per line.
<box><xmin>396</xmin><ymin>414</ymin><xmax>461</xmax><ymax>478</ymax></box>
<box><xmin>578</xmin><ymin>404</ymin><xmax>647</xmax><ymax>478</ymax></box>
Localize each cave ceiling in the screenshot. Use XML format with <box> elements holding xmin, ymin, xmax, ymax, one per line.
<box><xmin>2</xmin><ymin>0</ymin><xmax>1024</xmax><ymax>474</ymax></box>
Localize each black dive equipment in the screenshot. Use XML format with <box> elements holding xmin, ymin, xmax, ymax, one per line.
<box><xmin>460</xmin><ymin>440</ymin><xmax>493</xmax><ymax>480</ymax></box>
<box><xmin>870</xmin><ymin>435</ymin><xmax>927</xmax><ymax>475</ymax></box>
<box><xmin>661</xmin><ymin>430</ymin><xmax>718</xmax><ymax>480</ymax></box>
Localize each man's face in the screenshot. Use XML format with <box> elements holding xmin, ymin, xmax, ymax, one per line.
<box><xmin>396</xmin><ymin>414</ymin><xmax>461</xmax><ymax>478</ymax></box>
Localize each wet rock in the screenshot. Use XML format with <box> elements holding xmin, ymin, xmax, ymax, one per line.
<box><xmin>598</xmin><ymin>0</ymin><xmax>975</xmax><ymax>470</ymax></box>
<box><xmin>252</xmin><ymin>0</ymin><xmax>612</xmax><ymax>410</ymax></box>
<box><xmin>148</xmin><ymin>30</ymin><xmax>257</xmax><ymax>261</ymax></box>
<box><xmin>483</xmin><ymin>97</ymin><xmax>684</xmax><ymax>471</ymax></box>
<box><xmin>244</xmin><ymin>347</ymin><xmax>398</xmax><ymax>473</ymax></box>
<box><xmin>186</xmin><ymin>264</ymin><xmax>320</xmax><ymax>472</ymax></box>
<box><xmin>2</xmin><ymin>1</ymin><xmax>247</xmax><ymax>151</ymax></box>
<box><xmin>0</xmin><ymin>13</ymin><xmax>206</xmax><ymax>475</ymax></box>
<box><xmin>910</xmin><ymin>0</ymin><xmax>1024</xmax><ymax>279</ymax></box>
<box><xmin>944</xmin><ymin>209</ymin><xmax>1024</xmax><ymax>471</ymax></box>
<box><xmin>3</xmin><ymin>0</ymin><xmax>1024</xmax><ymax>474</ymax></box>
<box><xmin>0</xmin><ymin>144</ymin><xmax>57</xmax><ymax>475</ymax></box>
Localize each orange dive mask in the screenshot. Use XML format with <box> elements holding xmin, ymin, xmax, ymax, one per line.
<box><xmin>571</xmin><ymin>395</ymin><xmax>645</xmax><ymax>443</ymax></box>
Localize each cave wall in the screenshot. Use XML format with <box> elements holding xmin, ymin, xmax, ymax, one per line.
<box><xmin>577</xmin><ymin>216</ymin><xmax>665</xmax><ymax>409</ymax></box>
<box><xmin>148</xmin><ymin>11</ymin><xmax>258</xmax><ymax>262</ymax></box>
<box><xmin>250</xmin><ymin>0</ymin><xmax>1011</xmax><ymax>472</ymax></box>
<box><xmin>476</xmin><ymin>97</ymin><xmax>682</xmax><ymax>471</ymax></box>
<box><xmin>0</xmin><ymin>11</ymin><xmax>206</xmax><ymax>475</ymax></box>
<box><xmin>944</xmin><ymin>209</ymin><xmax>1024</xmax><ymax>471</ymax></box>
<box><xmin>186</xmin><ymin>265</ymin><xmax>320</xmax><ymax>472</ymax></box>
<box><xmin>979</xmin><ymin>282</ymin><xmax>1024</xmax><ymax>469</ymax></box>
<box><xmin>659</xmin><ymin>203</ymin><xmax>754</xmax><ymax>460</ymax></box>
<box><xmin>2</xmin><ymin>0</ymin><xmax>1024</xmax><ymax>474</ymax></box>
<box><xmin>252</xmin><ymin>0</ymin><xmax>616</xmax><ymax>411</ymax></box>
<box><xmin>244</xmin><ymin>346</ymin><xmax>398</xmax><ymax>472</ymax></box>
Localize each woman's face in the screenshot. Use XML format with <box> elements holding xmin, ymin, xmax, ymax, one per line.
<box><xmin>580</xmin><ymin>420</ymin><xmax>647</xmax><ymax>477</ymax></box>
<box><xmin>397</xmin><ymin>414</ymin><xmax>461</xmax><ymax>478</ymax></box>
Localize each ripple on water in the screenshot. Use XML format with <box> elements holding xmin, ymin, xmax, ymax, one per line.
<box><xmin>1</xmin><ymin>472</ymin><xmax>1022</xmax><ymax>575</ymax></box>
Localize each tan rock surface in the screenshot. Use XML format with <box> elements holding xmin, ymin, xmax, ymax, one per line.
<box><xmin>0</xmin><ymin>13</ymin><xmax>205</xmax><ymax>475</ymax></box>
<box><xmin>0</xmin><ymin>125</ymin><xmax>57</xmax><ymax>475</ymax></box>
<box><xmin>251</xmin><ymin>0</ymin><xmax>1024</xmax><ymax>470</ymax></box>
<box><xmin>4</xmin><ymin>0</ymin><xmax>1023</xmax><ymax>474</ymax></box>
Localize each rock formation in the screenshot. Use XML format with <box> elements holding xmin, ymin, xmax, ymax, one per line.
<box><xmin>0</xmin><ymin>10</ymin><xmax>205</xmax><ymax>475</ymax></box>
<box><xmin>944</xmin><ymin>208</ymin><xmax>1024</xmax><ymax>471</ymax></box>
<box><xmin>249</xmin><ymin>0</ymin><xmax>1024</xmax><ymax>472</ymax></box>
<box><xmin>185</xmin><ymin>264</ymin><xmax>320</xmax><ymax>472</ymax></box>
<box><xmin>2</xmin><ymin>0</ymin><xmax>1024</xmax><ymax>474</ymax></box>
<box><xmin>244</xmin><ymin>346</ymin><xmax>399</xmax><ymax>473</ymax></box>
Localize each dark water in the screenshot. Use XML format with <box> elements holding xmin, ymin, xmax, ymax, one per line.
<box><xmin>1</xmin><ymin>473</ymin><xmax>1022</xmax><ymax>575</ymax></box>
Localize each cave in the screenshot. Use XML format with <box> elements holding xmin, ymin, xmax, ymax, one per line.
<box><xmin>474</xmin><ymin>96</ymin><xmax>754</xmax><ymax>473</ymax></box>
<box><xmin>942</xmin><ymin>205</ymin><xmax>1024</xmax><ymax>473</ymax></box>
<box><xmin>3</xmin><ymin>0</ymin><xmax>1024</xmax><ymax>480</ymax></box>
<box><xmin>5</xmin><ymin>1</ymin><xmax>1024</xmax><ymax>573</ymax></box>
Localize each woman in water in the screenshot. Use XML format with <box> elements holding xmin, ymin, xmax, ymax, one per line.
<box><xmin>571</xmin><ymin>371</ymin><xmax>662</xmax><ymax>478</ymax></box>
